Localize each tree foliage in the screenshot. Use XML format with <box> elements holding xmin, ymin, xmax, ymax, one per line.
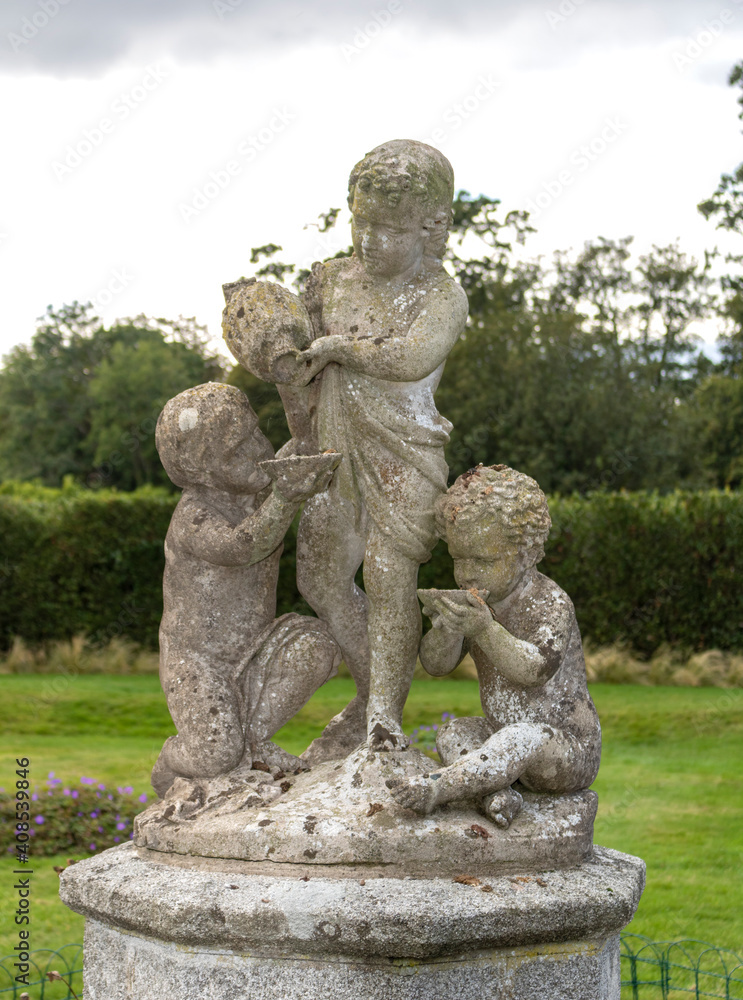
<box><xmin>0</xmin><ymin>304</ymin><xmax>222</xmax><ymax>489</ymax></box>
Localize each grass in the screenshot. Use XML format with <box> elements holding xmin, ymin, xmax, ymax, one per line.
<box><xmin>0</xmin><ymin>675</ymin><xmax>741</xmax><ymax>960</ymax></box>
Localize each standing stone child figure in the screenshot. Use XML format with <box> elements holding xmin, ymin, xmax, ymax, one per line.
<box><xmin>293</xmin><ymin>139</ymin><xmax>469</xmax><ymax>756</ymax></box>
<box><xmin>151</xmin><ymin>382</ymin><xmax>341</xmax><ymax>797</ymax></box>
<box><xmin>387</xmin><ymin>465</ymin><xmax>601</xmax><ymax>826</ymax></box>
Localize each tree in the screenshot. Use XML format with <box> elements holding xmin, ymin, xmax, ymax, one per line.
<box><xmin>0</xmin><ymin>305</ymin><xmax>223</xmax><ymax>489</ymax></box>
<box><xmin>698</xmin><ymin>63</ymin><xmax>743</xmax><ymax>236</ymax></box>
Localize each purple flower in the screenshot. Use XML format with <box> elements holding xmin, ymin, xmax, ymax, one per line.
<box><xmin>71</xmin><ymin>790</ymin><xmax>78</xmax><ymax>799</ymax></box>
<box><xmin>97</xmin><ymin>784</ymin><xmax>106</xmax><ymax>791</ymax></box>
<box><xmin>116</xmin><ymin>822</ymin><xmax>126</xmax><ymax>831</ymax></box>
<box><xmin>89</xmin><ymin>843</ymin><xmax>96</xmax><ymax>851</ymax></box>
<box><xmin>97</xmin><ymin>826</ymin><xmax>103</xmax><ymax>833</ymax></box>
<box><xmin>90</xmin><ymin>811</ymin><xmax>99</xmax><ymax>819</ymax></box>
<box><xmin>77</xmin><ymin>812</ymin><xmax>83</xmax><ymax>817</ymax></box>
<box><xmin>34</xmin><ymin>815</ymin><xmax>44</xmax><ymax>825</ymax></box>
<box><xmin>138</xmin><ymin>793</ymin><xmax>148</xmax><ymax>803</ymax></box>
<box><xmin>80</xmin><ymin>776</ymin><xmax>96</xmax><ymax>785</ymax></box>
<box><xmin>63</xmin><ymin>788</ymin><xmax>70</xmax><ymax>796</ymax></box>
<box><xmin>114</xmin><ymin>837</ymin><xmax>120</xmax><ymax>843</ymax></box>
<box><xmin>107</xmin><ymin>794</ymin><xmax>113</xmax><ymax>800</ymax></box>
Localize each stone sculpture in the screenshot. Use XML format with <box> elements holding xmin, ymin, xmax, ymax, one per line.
<box><xmin>61</xmin><ymin>140</ymin><xmax>644</xmax><ymax>1000</ymax></box>
<box><xmin>387</xmin><ymin>464</ymin><xmax>601</xmax><ymax>826</ymax></box>
<box><xmin>226</xmin><ymin>139</ymin><xmax>469</xmax><ymax>759</ymax></box>
<box><xmin>150</xmin><ymin>382</ymin><xmax>341</xmax><ymax>797</ymax></box>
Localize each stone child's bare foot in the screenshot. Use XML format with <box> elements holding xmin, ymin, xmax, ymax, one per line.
<box><xmin>386</xmin><ymin>773</ymin><xmax>439</xmax><ymax>814</ymax></box>
<box><xmin>367</xmin><ymin>715</ymin><xmax>411</xmax><ymax>752</ymax></box>
<box><xmin>151</xmin><ymin>737</ymin><xmax>180</xmax><ymax>798</ymax></box>
<box><xmin>482</xmin><ymin>785</ymin><xmax>523</xmax><ymax>829</ymax></box>
<box><xmin>301</xmin><ymin>698</ymin><xmax>367</xmax><ymax>765</ymax></box>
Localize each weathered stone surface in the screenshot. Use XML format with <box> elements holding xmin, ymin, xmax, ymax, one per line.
<box><xmin>80</xmin><ymin>918</ymin><xmax>622</xmax><ymax>1000</ymax></box>
<box><xmin>222</xmin><ymin>277</ymin><xmax>313</xmax><ymax>384</ymax></box>
<box><xmin>59</xmin><ymin>842</ymin><xmax>644</xmax><ymax>959</ymax></box>
<box><xmin>60</xmin><ymin>142</ymin><xmax>645</xmax><ymax>1000</ymax></box>
<box><xmin>151</xmin><ymin>382</ymin><xmax>341</xmax><ymax>797</ymax></box>
<box><xmin>284</xmin><ymin>140</ymin><xmax>470</xmax><ymax>754</ymax></box>
<box><xmin>135</xmin><ymin>743</ymin><xmax>597</xmax><ymax>872</ymax></box>
<box><xmin>389</xmin><ymin>465</ymin><xmax>602</xmax><ymax>825</ymax></box>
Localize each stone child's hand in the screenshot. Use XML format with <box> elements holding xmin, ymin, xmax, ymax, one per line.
<box><xmin>433</xmin><ymin>593</ymin><xmax>493</xmax><ymax>639</ymax></box>
<box><xmin>265</xmin><ymin>451</ymin><xmax>342</xmax><ymax>504</ymax></box>
<box><xmin>294</xmin><ymin>336</ymin><xmax>344</xmax><ymax>384</ymax></box>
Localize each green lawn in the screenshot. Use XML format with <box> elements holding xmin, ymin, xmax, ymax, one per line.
<box><xmin>1</xmin><ymin>675</ymin><xmax>741</xmax><ymax>959</ymax></box>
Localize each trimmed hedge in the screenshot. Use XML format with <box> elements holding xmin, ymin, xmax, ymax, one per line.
<box><xmin>1</xmin><ymin>483</ymin><xmax>741</xmax><ymax>654</ymax></box>
<box><xmin>545</xmin><ymin>491</ymin><xmax>743</xmax><ymax>656</ymax></box>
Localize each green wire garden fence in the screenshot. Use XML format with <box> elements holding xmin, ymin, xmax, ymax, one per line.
<box><xmin>620</xmin><ymin>935</ymin><xmax>743</xmax><ymax>998</ymax></box>
<box><xmin>1</xmin><ymin>937</ymin><xmax>741</xmax><ymax>998</ymax></box>
<box><xmin>0</xmin><ymin>946</ymin><xmax>81</xmax><ymax>1000</ymax></box>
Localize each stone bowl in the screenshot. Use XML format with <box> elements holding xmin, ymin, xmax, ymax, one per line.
<box><xmin>259</xmin><ymin>452</ymin><xmax>341</xmax><ymax>502</ymax></box>
<box><xmin>417</xmin><ymin>588</ymin><xmax>490</xmax><ymax>612</ymax></box>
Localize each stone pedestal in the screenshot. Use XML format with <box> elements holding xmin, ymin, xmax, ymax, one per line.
<box><xmin>60</xmin><ymin>842</ymin><xmax>645</xmax><ymax>1000</ymax></box>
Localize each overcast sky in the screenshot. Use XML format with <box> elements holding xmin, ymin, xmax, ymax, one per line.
<box><xmin>1</xmin><ymin>0</ymin><xmax>742</xmax><ymax>361</ymax></box>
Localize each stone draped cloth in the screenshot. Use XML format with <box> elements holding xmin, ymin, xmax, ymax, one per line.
<box><xmin>314</xmin><ymin>362</ymin><xmax>452</xmax><ymax>564</ymax></box>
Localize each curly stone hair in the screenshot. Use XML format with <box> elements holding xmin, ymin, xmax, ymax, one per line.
<box><xmin>435</xmin><ymin>464</ymin><xmax>552</xmax><ymax>564</ymax></box>
<box><xmin>347</xmin><ymin>139</ymin><xmax>454</xmax><ymax>267</ymax></box>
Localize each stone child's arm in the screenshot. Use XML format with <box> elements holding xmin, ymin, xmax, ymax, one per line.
<box><xmin>419</xmin><ymin>625</ymin><xmax>467</xmax><ymax>676</ymax></box>
<box><xmin>176</xmin><ymin>489</ymin><xmax>299</xmax><ymax>567</ymax></box>
<box><xmin>297</xmin><ymin>283</ymin><xmax>468</xmax><ymax>384</ymax></box>
<box><xmin>433</xmin><ymin>590</ymin><xmax>573</xmax><ymax>688</ymax></box>
<box><xmin>474</xmin><ymin>607</ymin><xmax>573</xmax><ymax>688</ymax></box>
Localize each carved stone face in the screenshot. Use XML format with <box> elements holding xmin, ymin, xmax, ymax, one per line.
<box><xmin>216</xmin><ymin>414</ymin><xmax>274</xmax><ymax>494</ymax></box>
<box><xmin>447</xmin><ymin>520</ymin><xmax>533</xmax><ymax>605</ymax></box>
<box><xmin>350</xmin><ymin>188</ymin><xmax>428</xmax><ymax>280</ymax></box>
<box><xmin>158</xmin><ymin>384</ymin><xmax>275</xmax><ymax>493</ymax></box>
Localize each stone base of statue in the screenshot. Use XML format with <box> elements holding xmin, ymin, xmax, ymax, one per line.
<box><xmin>132</xmin><ymin>745</ymin><xmax>600</xmax><ymax>873</ymax></box>
<box><xmin>60</xmin><ymin>841</ymin><xmax>644</xmax><ymax>1000</ymax></box>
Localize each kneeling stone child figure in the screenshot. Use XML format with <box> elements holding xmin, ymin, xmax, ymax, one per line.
<box><xmin>387</xmin><ymin>465</ymin><xmax>601</xmax><ymax>828</ymax></box>
<box><xmin>151</xmin><ymin>383</ymin><xmax>341</xmax><ymax>797</ymax></box>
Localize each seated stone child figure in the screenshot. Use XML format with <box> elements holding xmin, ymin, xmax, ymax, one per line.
<box><xmin>151</xmin><ymin>382</ymin><xmax>341</xmax><ymax>797</ymax></box>
<box><xmin>387</xmin><ymin>465</ymin><xmax>601</xmax><ymax>828</ymax></box>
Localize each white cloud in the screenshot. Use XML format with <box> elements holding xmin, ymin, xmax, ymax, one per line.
<box><xmin>1</xmin><ymin>3</ymin><xmax>742</xmax><ymax>361</ymax></box>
